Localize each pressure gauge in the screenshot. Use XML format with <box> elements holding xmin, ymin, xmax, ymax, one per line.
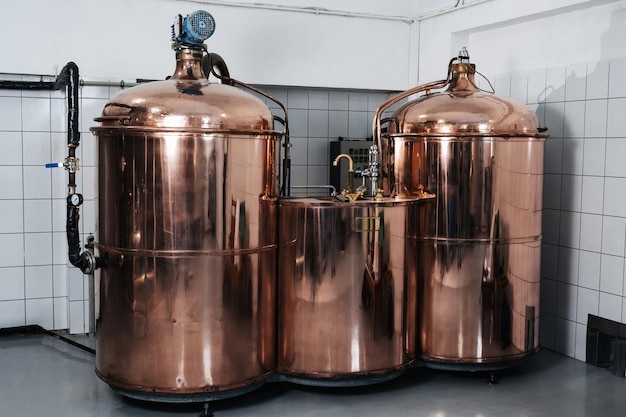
<box><xmin>68</xmin><ymin>193</ymin><xmax>83</xmax><ymax>207</ymax></box>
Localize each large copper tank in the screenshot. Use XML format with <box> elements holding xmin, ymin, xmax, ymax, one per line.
<box><xmin>90</xmin><ymin>45</ymin><xmax>282</xmax><ymax>400</ymax></box>
<box><xmin>378</xmin><ymin>57</ymin><xmax>548</xmax><ymax>368</ymax></box>
<box><xmin>277</xmin><ymin>195</ymin><xmax>430</xmax><ymax>384</ymax></box>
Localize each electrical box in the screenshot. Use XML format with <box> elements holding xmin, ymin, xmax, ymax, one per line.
<box><xmin>330</xmin><ymin>140</ymin><xmax>372</xmax><ymax>192</ymax></box>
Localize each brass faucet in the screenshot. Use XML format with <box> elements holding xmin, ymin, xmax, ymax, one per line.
<box><xmin>333</xmin><ymin>153</ymin><xmax>355</xmax><ymax>193</ymax></box>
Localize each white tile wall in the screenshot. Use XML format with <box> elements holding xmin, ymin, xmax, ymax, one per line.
<box><xmin>505</xmin><ymin>56</ymin><xmax>626</xmax><ymax>361</ymax></box>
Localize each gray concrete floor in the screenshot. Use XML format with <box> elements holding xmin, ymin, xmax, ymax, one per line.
<box><xmin>1</xmin><ymin>331</ymin><xmax>625</xmax><ymax>417</ymax></box>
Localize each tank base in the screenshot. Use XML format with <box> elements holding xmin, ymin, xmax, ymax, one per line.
<box><xmin>105</xmin><ymin>378</ymin><xmax>269</xmax><ymax>403</ymax></box>
<box><xmin>416</xmin><ymin>347</ymin><xmax>540</xmax><ymax>372</ymax></box>
<box><xmin>278</xmin><ymin>369</ymin><xmax>405</xmax><ymax>387</ymax></box>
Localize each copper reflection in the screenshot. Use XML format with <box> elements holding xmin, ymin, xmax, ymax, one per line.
<box><xmin>91</xmin><ymin>44</ymin><xmax>282</xmax><ymax>399</ymax></box>
<box><xmin>381</xmin><ymin>60</ymin><xmax>547</xmax><ymax>366</ymax></box>
<box><xmin>277</xmin><ymin>196</ymin><xmax>429</xmax><ymax>383</ymax></box>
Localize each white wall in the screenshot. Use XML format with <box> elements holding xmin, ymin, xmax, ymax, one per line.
<box><xmin>417</xmin><ymin>0</ymin><xmax>625</xmax><ymax>81</ymax></box>
<box><xmin>0</xmin><ymin>0</ymin><xmax>414</xmax><ymax>90</ymax></box>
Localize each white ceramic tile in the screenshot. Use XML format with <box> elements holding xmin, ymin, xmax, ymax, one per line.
<box><xmin>560</xmin><ymin>177</ymin><xmax>582</xmax><ymax>213</ymax></box>
<box><xmin>79</xmin><ymin>133</ymin><xmax>96</xmax><ymax>167</ymax></box>
<box><xmin>79</xmin><ymin>98</ymin><xmax>109</xmax><ymax>132</ymax></box>
<box><xmin>52</xmin><ymin>232</ymin><xmax>68</xmax><ymax>266</ymax></box>
<box><xmin>544</xmin><ymin>138</ymin><xmax>562</xmax><ymax>174</ymax></box>
<box><xmin>540</xmin><ymin>277</ymin><xmax>558</xmax><ymax>315</ymax></box>
<box><xmin>559</xmin><ymin>211</ymin><xmax>580</xmax><ymax>248</ymax></box>
<box><xmin>80</xmin><ymin>166</ymin><xmax>96</xmax><ymax>201</ymax></box>
<box><xmin>288</xmin><ymin>109</ymin><xmax>308</xmax><ymax>138</ymax></box>
<box><xmin>608</xmin><ymin>57</ymin><xmax>626</xmax><ymax>98</ymax></box>
<box><xmin>584</xmin><ymin>99</ymin><xmax>608</xmax><ymax>138</ymax></box>
<box><xmin>307</xmin><ymin>138</ymin><xmax>329</xmax><ymax>166</ymax></box>
<box><xmin>0</xmin><ymin>267</ymin><xmax>24</xmax><ymax>301</ymax></box>
<box><xmin>348</xmin><ymin>92</ymin><xmax>369</xmax><ymax>112</ymax></box>
<box><xmin>0</xmin><ymin>131</ymin><xmax>22</xmax><ymax>165</ymax></box>
<box><xmin>21</xmin><ymin>97</ymin><xmax>50</xmax><ymax>132</ymax></box>
<box><xmin>557</xmin><ymin>282</ymin><xmax>578</xmax><ymax>321</ymax></box>
<box><xmin>348</xmin><ymin>111</ymin><xmax>368</xmax><ymax>139</ymax></box>
<box><xmin>578</xmin><ymin>250</ymin><xmax>601</xmax><ymax>290</ymax></box>
<box><xmin>543</xmin><ymin>174</ymin><xmax>562</xmax><ymax>211</ymax></box>
<box><xmin>542</xmin><ymin>208</ymin><xmax>560</xmax><ymax>245</ymax></box>
<box><xmin>586</xmin><ymin>60</ymin><xmax>610</xmax><ymax>100</ymax></box>
<box><xmin>558</xmin><ymin>247</ymin><xmax>579</xmax><ymax>285</ymax></box>
<box><xmin>529</xmin><ymin>103</ymin><xmax>546</xmax><ymax>127</ymax></box>
<box><xmin>68</xmin><ymin>267</ymin><xmax>85</xmax><ymax>302</ymax></box>
<box><xmin>22</xmin><ymin>132</ymin><xmax>52</xmax><ymax>166</ymax></box>
<box><xmin>329</xmin><ymin>91</ymin><xmax>349</xmax><ymax>111</ymax></box>
<box><xmin>290</xmin><ymin>165</ymin><xmax>307</xmax><ymax>187</ymax></box>
<box><xmin>541</xmin><ymin>244</ymin><xmax>559</xmax><ymax>280</ymax></box>
<box><xmin>23</xmin><ymin>199</ymin><xmax>52</xmax><ymax>233</ymax></box>
<box><xmin>307</xmin><ymin>165</ymin><xmax>328</xmax><ymax>188</ymax></box>
<box><xmin>0</xmin><ymin>300</ymin><xmax>25</xmax><ymax>328</ymax></box>
<box><xmin>69</xmin><ymin>300</ymin><xmax>85</xmax><ymax>334</ymax></box>
<box><xmin>0</xmin><ymin>97</ymin><xmax>22</xmax><ymax>131</ymax></box>
<box><xmin>574</xmin><ymin>322</ymin><xmax>587</xmax><ymax>361</ymax></box>
<box><xmin>582</xmin><ymin>138</ymin><xmax>606</xmax><ymax>177</ymax></box>
<box><xmin>329</xmin><ymin>110</ymin><xmax>348</xmax><ymax>138</ymax></box>
<box><xmin>576</xmin><ymin>287</ymin><xmax>599</xmax><ymax>325</ymax></box>
<box><xmin>539</xmin><ymin>312</ymin><xmax>556</xmax><ymax>350</ymax></box>
<box><xmin>289</xmin><ymin>137</ymin><xmax>308</xmax><ymax>166</ymax></box>
<box><xmin>50</xmin><ymin>98</ymin><xmax>66</xmax><ymax>133</ymax></box>
<box><xmin>493</xmin><ymin>74</ymin><xmax>511</xmax><ymax>97</ymax></box>
<box><xmin>545</xmin><ymin>102</ymin><xmax>565</xmax><ymax>138</ymax></box>
<box><xmin>601</xmin><ymin>216</ymin><xmax>626</xmax><ymax>257</ymax></box>
<box><xmin>23</xmin><ymin>233</ymin><xmax>52</xmax><ymax>266</ymax></box>
<box><xmin>527</xmin><ymin>68</ymin><xmax>546</xmax><ymax>104</ymax></box>
<box><xmin>308</xmin><ymin>90</ymin><xmax>329</xmax><ymax>110</ymax></box>
<box><xmin>51</xmin><ymin>199</ymin><xmax>66</xmax><ymax>232</ymax></box>
<box><xmin>565</xmin><ymin>63</ymin><xmax>587</xmax><ymax>102</ymax></box>
<box><xmin>563</xmin><ymin>102</ymin><xmax>585</xmax><ymax>139</ymax></box>
<box><xmin>287</xmin><ymin>89</ymin><xmax>308</xmax><ymax>109</ymax></box>
<box><xmin>51</xmin><ymin>166</ymin><xmax>67</xmax><ymax>200</ymax></box>
<box><xmin>598</xmin><ymin>292</ymin><xmax>622</xmax><ymax>323</ymax></box>
<box><xmin>555</xmin><ymin>317</ymin><xmax>576</xmax><ymax>358</ymax></box>
<box><xmin>50</xmin><ymin>132</ymin><xmax>66</xmax><ymax>163</ymax></box>
<box><xmin>24</xmin><ymin>265</ymin><xmax>53</xmax><ymax>299</ymax></box>
<box><xmin>53</xmin><ymin>297</ymin><xmax>68</xmax><ymax>330</ymax></box>
<box><xmin>581</xmin><ymin>176</ymin><xmax>604</xmax><ymax>215</ymax></box>
<box><xmin>80</xmin><ymin>81</ymin><xmax>111</xmax><ymax>99</ymax></box>
<box><xmin>603</xmin><ymin>178</ymin><xmax>626</xmax><ymax>217</ymax></box>
<box><xmin>0</xmin><ymin>200</ymin><xmax>23</xmax><ymax>234</ymax></box>
<box><xmin>510</xmin><ymin>72</ymin><xmax>528</xmax><ymax>103</ymax></box>
<box><xmin>561</xmin><ymin>139</ymin><xmax>583</xmax><ymax>175</ymax></box>
<box><xmin>308</xmin><ymin>110</ymin><xmax>328</xmax><ymax>138</ymax></box>
<box><xmin>600</xmin><ymin>254</ymin><xmax>624</xmax><ymax>296</ymax></box>
<box><xmin>545</xmin><ymin>66</ymin><xmax>566</xmax><ymax>103</ymax></box>
<box><xmin>23</xmin><ymin>165</ymin><xmax>52</xmax><ymax>199</ymax></box>
<box><xmin>579</xmin><ymin>213</ymin><xmax>602</xmax><ymax>252</ymax></box>
<box><xmin>53</xmin><ymin>264</ymin><xmax>68</xmax><ymax>297</ymax></box>
<box><xmin>25</xmin><ymin>297</ymin><xmax>53</xmax><ymax>329</ymax></box>
<box><xmin>0</xmin><ymin>234</ymin><xmax>24</xmax><ymax>267</ymax></box>
<box><xmin>367</xmin><ymin>93</ymin><xmax>388</xmax><ymax>112</ymax></box>
<box><xmin>607</xmin><ymin>98</ymin><xmax>626</xmax><ymax>138</ymax></box>
<box><xmin>0</xmin><ymin>166</ymin><xmax>23</xmax><ymax>199</ymax></box>
<box><xmin>605</xmin><ymin>138</ymin><xmax>626</xmax><ymax>177</ymax></box>
<box><xmin>264</xmin><ymin>88</ymin><xmax>288</xmax><ymax>110</ymax></box>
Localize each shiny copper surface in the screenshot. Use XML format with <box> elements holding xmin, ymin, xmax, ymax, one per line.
<box><xmin>277</xmin><ymin>196</ymin><xmax>428</xmax><ymax>381</ymax></box>
<box><xmin>379</xmin><ymin>60</ymin><xmax>547</xmax><ymax>365</ymax></box>
<box><xmin>91</xmin><ymin>44</ymin><xmax>282</xmax><ymax>397</ymax></box>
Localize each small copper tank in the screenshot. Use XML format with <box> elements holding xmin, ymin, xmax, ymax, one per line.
<box><xmin>91</xmin><ymin>43</ymin><xmax>282</xmax><ymax>400</ymax></box>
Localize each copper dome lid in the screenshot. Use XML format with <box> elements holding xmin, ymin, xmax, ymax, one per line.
<box><xmin>92</xmin><ymin>46</ymin><xmax>277</xmax><ymax>135</ymax></box>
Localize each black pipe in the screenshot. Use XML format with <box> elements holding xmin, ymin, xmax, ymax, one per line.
<box><xmin>0</xmin><ymin>63</ymin><xmax>107</xmax><ymax>274</ymax></box>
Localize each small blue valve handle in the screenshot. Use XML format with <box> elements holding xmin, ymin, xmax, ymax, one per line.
<box><xmin>45</xmin><ymin>162</ymin><xmax>61</xmax><ymax>168</ymax></box>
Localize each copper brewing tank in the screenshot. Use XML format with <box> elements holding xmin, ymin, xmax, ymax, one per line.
<box><xmin>277</xmin><ymin>194</ymin><xmax>431</xmax><ymax>384</ymax></box>
<box><xmin>90</xmin><ymin>44</ymin><xmax>282</xmax><ymax>400</ymax></box>
<box><xmin>376</xmin><ymin>52</ymin><xmax>548</xmax><ymax>368</ymax></box>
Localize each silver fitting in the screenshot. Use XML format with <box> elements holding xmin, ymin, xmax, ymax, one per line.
<box><xmin>63</xmin><ymin>156</ymin><xmax>80</xmax><ymax>173</ymax></box>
